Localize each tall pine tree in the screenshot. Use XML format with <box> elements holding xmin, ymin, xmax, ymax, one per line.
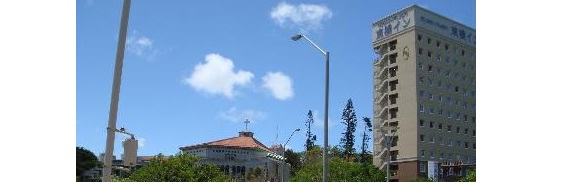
<box><xmin>340</xmin><ymin>98</ymin><xmax>357</xmax><ymax>159</ymax></box>
<box><xmin>360</xmin><ymin>117</ymin><xmax>373</xmax><ymax>163</ymax></box>
<box><xmin>305</xmin><ymin>110</ymin><xmax>317</xmax><ymax>151</ymax></box>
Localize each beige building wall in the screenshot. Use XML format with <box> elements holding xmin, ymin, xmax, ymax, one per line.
<box><xmin>372</xmin><ymin>5</ymin><xmax>475</xmax><ymax>182</ymax></box>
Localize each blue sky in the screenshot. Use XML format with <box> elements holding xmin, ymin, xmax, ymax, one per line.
<box><xmin>77</xmin><ymin>0</ymin><xmax>475</xmax><ymax>157</ymax></box>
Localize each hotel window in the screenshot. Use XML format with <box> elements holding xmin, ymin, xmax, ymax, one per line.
<box><xmin>464</xmin><ymin>114</ymin><xmax>468</xmax><ymax>122</ymax></box>
<box><xmin>430</xmin><ymin>136</ymin><xmax>435</xmax><ymax>143</ymax></box>
<box><xmin>445</xmin><ymin>70</ymin><xmax>450</xmax><ymax>77</ymax></box>
<box><xmin>429</xmin><ymin>93</ymin><xmax>434</xmax><ymax>100</ymax></box>
<box><xmin>456</xmin><ymin>113</ymin><xmax>461</xmax><ymax>120</ymax></box>
<box><xmin>464</xmin><ymin>128</ymin><xmax>469</xmax><ymax>135</ymax></box>
<box><xmin>464</xmin><ymin>142</ymin><xmax>469</xmax><ymax>149</ymax></box>
<box><xmin>418</xmin><ymin>60</ymin><xmax>423</xmax><ymax>69</ymax></box>
<box><xmin>455</xmin><ymin>86</ymin><xmax>459</xmax><ymax>93</ymax></box>
<box><xmin>445</xmin><ymin>44</ymin><xmax>449</xmax><ymax>50</ymax></box>
<box><xmin>429</xmin><ymin>107</ymin><xmax>434</xmax><ymax>114</ymax></box>
<box><xmin>440</xmin><ymin>152</ymin><xmax>444</xmax><ymax>159</ymax></box>
<box><xmin>464</xmin><ymin>102</ymin><xmax>468</xmax><ymax>109</ymax></box>
<box><xmin>430</xmin><ymin>151</ymin><xmax>434</xmax><ymax>157</ymax></box>
<box><xmin>436</xmin><ymin>54</ymin><xmax>441</xmax><ymax>62</ymax></box>
<box><xmin>419</xmin><ymin>90</ymin><xmax>425</xmax><ymax>97</ymax></box>
<box><xmin>419</xmin><ymin>76</ymin><xmax>424</xmax><ymax>83</ymax></box>
<box><xmin>429</xmin><ymin>121</ymin><xmax>434</xmax><ymax>128</ymax></box>
<box><xmin>438</xmin><ymin>95</ymin><xmax>443</xmax><ymax>102</ymax></box>
<box><xmin>418</xmin><ymin>34</ymin><xmax>422</xmax><ymax>41</ymax></box>
<box><xmin>419</xmin><ymin>104</ymin><xmax>424</xmax><ymax>112</ymax></box>
<box><xmin>447</xmin><ymin>125</ymin><xmax>452</xmax><ymax>132</ymax></box>
<box><xmin>437</xmin><ymin>81</ymin><xmax>442</xmax><ymax>88</ymax></box>
<box><xmin>428</xmin><ymin>78</ymin><xmax>434</xmax><ymax>86</ymax></box>
<box><xmin>428</xmin><ymin>51</ymin><xmax>432</xmax><ymax>58</ymax></box>
<box><xmin>436</xmin><ymin>41</ymin><xmax>441</xmax><ymax>48</ymax></box>
<box><xmin>456</xmin><ymin>140</ymin><xmax>461</xmax><ymax>147</ymax></box>
<box><xmin>472</xmin><ymin>116</ymin><xmax>476</xmax><ymax>123</ymax></box>
<box><xmin>438</xmin><ymin>109</ymin><xmax>443</xmax><ymax>116</ymax></box>
<box><xmin>449</xmin><ymin>140</ymin><xmax>453</xmax><ymax>147</ymax></box>
<box><xmin>428</xmin><ymin>65</ymin><xmax>433</xmax><ymax>72</ymax></box>
<box><xmin>456</xmin><ymin>127</ymin><xmax>460</xmax><ymax>134</ymax></box>
<box><xmin>418</xmin><ymin>48</ymin><xmax>423</xmax><ymax>55</ymax></box>
<box><xmin>438</xmin><ymin>123</ymin><xmax>443</xmax><ymax>130</ymax></box>
<box><xmin>447</xmin><ymin>110</ymin><xmax>452</xmax><ymax>118</ymax></box>
<box><xmin>436</xmin><ymin>67</ymin><xmax>441</xmax><ymax>74</ymax></box>
<box><xmin>472</xmin><ymin>130</ymin><xmax>476</xmax><ymax>136</ymax></box>
<box><xmin>421</xmin><ymin>149</ymin><xmax>426</xmax><ymax>156</ymax></box>
<box><xmin>420</xmin><ymin>134</ymin><xmax>425</xmax><ymax>142</ymax></box>
<box><xmin>462</xmin><ymin>50</ymin><xmax>466</xmax><ymax>56</ymax></box>
<box><xmin>473</xmin><ymin>143</ymin><xmax>476</xmax><ymax>150</ymax></box>
<box><xmin>419</xmin><ymin>119</ymin><xmax>425</xmax><ymax>127</ymax></box>
<box><xmin>427</xmin><ymin>38</ymin><xmax>431</xmax><ymax>44</ymax></box>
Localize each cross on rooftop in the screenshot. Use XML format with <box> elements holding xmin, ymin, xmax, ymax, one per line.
<box><xmin>244</xmin><ymin>119</ymin><xmax>250</xmax><ymax>131</ymax></box>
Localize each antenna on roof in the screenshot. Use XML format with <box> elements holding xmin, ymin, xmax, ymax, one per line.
<box><xmin>275</xmin><ymin>125</ymin><xmax>279</xmax><ymax>144</ymax></box>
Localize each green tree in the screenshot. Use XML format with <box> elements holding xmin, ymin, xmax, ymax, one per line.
<box><xmin>305</xmin><ymin>110</ymin><xmax>317</xmax><ymax>151</ymax></box>
<box><xmin>457</xmin><ymin>170</ymin><xmax>476</xmax><ymax>182</ymax></box>
<box><xmin>292</xmin><ymin>156</ymin><xmax>385</xmax><ymax>182</ymax></box>
<box><xmin>360</xmin><ymin>117</ymin><xmax>373</xmax><ymax>164</ymax></box>
<box><xmin>245</xmin><ymin>167</ymin><xmax>266</xmax><ymax>182</ymax></box>
<box><xmin>76</xmin><ymin>146</ymin><xmax>101</xmax><ymax>176</ymax></box>
<box><xmin>284</xmin><ymin>149</ymin><xmax>302</xmax><ymax>176</ymax></box>
<box><xmin>408</xmin><ymin>177</ymin><xmax>435</xmax><ymax>182</ymax></box>
<box><xmin>340</xmin><ymin>98</ymin><xmax>358</xmax><ymax>160</ymax></box>
<box><xmin>127</xmin><ymin>153</ymin><xmax>230</xmax><ymax>182</ymax></box>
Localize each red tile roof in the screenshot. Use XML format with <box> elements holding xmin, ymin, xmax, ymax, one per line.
<box><xmin>180</xmin><ymin>132</ymin><xmax>273</xmax><ymax>153</ymax></box>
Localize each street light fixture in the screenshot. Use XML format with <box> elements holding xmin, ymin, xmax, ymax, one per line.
<box><xmin>379</xmin><ymin>126</ymin><xmax>399</xmax><ymax>182</ymax></box>
<box><xmin>282</xmin><ymin>128</ymin><xmax>300</xmax><ymax>182</ymax></box>
<box><xmin>103</xmin><ymin>0</ymin><xmax>131</xmax><ymax>182</ymax></box>
<box><xmin>291</xmin><ymin>34</ymin><xmax>330</xmax><ymax>182</ymax></box>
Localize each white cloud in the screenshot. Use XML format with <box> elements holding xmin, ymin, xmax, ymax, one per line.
<box><xmin>126</xmin><ymin>30</ymin><xmax>158</xmax><ymax>60</ymax></box>
<box><xmin>270</xmin><ymin>1</ymin><xmax>333</xmax><ymax>30</ymax></box>
<box><xmin>262</xmin><ymin>72</ymin><xmax>294</xmax><ymax>100</ymax></box>
<box><xmin>137</xmin><ymin>137</ymin><xmax>145</xmax><ymax>147</ymax></box>
<box><xmin>184</xmin><ymin>54</ymin><xmax>254</xmax><ymax>99</ymax></box>
<box><xmin>219</xmin><ymin>107</ymin><xmax>267</xmax><ymax>123</ymax></box>
<box><xmin>312</xmin><ymin>110</ymin><xmax>334</xmax><ymax>128</ymax></box>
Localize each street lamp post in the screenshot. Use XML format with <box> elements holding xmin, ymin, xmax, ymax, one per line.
<box><xmin>380</xmin><ymin>126</ymin><xmax>398</xmax><ymax>182</ymax></box>
<box><xmin>282</xmin><ymin>128</ymin><xmax>300</xmax><ymax>182</ymax></box>
<box><xmin>291</xmin><ymin>34</ymin><xmax>329</xmax><ymax>182</ymax></box>
<box><xmin>103</xmin><ymin>0</ymin><xmax>131</xmax><ymax>182</ymax></box>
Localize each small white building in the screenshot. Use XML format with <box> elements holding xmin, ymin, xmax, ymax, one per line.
<box><xmin>180</xmin><ymin>131</ymin><xmax>290</xmax><ymax>181</ymax></box>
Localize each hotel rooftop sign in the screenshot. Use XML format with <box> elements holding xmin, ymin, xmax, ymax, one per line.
<box><xmin>372</xmin><ymin>5</ymin><xmax>476</xmax><ymax>47</ymax></box>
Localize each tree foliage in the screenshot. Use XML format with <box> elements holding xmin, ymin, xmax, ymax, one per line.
<box><xmin>457</xmin><ymin>170</ymin><xmax>476</xmax><ymax>182</ymax></box>
<box><xmin>245</xmin><ymin>167</ymin><xmax>266</xmax><ymax>182</ymax></box>
<box><xmin>127</xmin><ymin>153</ymin><xmax>230</xmax><ymax>182</ymax></box>
<box><xmin>76</xmin><ymin>146</ymin><xmax>101</xmax><ymax>176</ymax></box>
<box><xmin>340</xmin><ymin>98</ymin><xmax>358</xmax><ymax>159</ymax></box>
<box><xmin>292</xmin><ymin>154</ymin><xmax>385</xmax><ymax>182</ymax></box>
<box><xmin>305</xmin><ymin>110</ymin><xmax>317</xmax><ymax>151</ymax></box>
<box><xmin>284</xmin><ymin>149</ymin><xmax>303</xmax><ymax>176</ymax></box>
<box><xmin>360</xmin><ymin>117</ymin><xmax>373</xmax><ymax>164</ymax></box>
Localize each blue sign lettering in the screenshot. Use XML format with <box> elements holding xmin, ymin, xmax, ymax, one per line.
<box><xmin>459</xmin><ymin>29</ymin><xmax>466</xmax><ymax>40</ymax></box>
<box><xmin>376</xmin><ymin>28</ymin><xmax>383</xmax><ymax>39</ymax></box>
<box><xmin>451</xmin><ymin>26</ymin><xmax>458</xmax><ymax>37</ymax></box>
<box><xmin>384</xmin><ymin>24</ymin><xmax>392</xmax><ymax>36</ymax></box>
<box><xmin>394</xmin><ymin>21</ymin><xmax>400</xmax><ymax>32</ymax></box>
